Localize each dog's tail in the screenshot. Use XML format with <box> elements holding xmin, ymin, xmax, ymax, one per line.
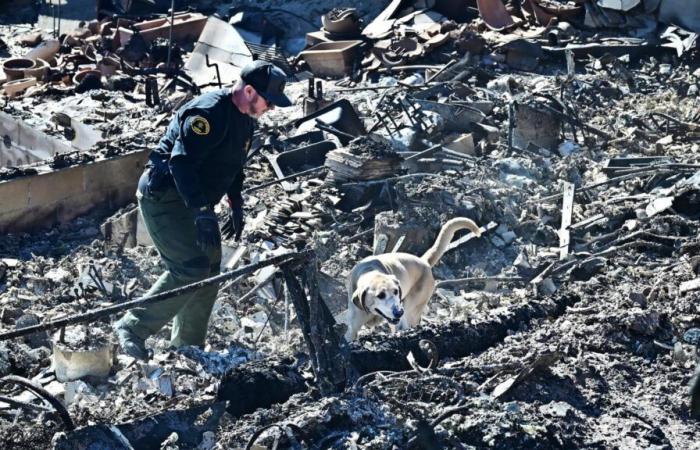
<box><xmin>421</xmin><ymin>217</ymin><xmax>481</xmax><ymax>267</ymax></box>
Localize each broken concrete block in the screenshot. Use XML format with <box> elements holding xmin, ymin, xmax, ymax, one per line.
<box><xmin>444</xmin><ymin>133</ymin><xmax>475</xmax><ymax>155</ymax></box>
<box><xmin>101</xmin><ymin>206</ymin><xmax>139</xmax><ymax>248</ymax></box>
<box><xmin>15</xmin><ymin>314</ymin><xmax>50</xmax><ymax>348</ymax></box>
<box><xmin>374</xmin><ymin>211</ymin><xmax>435</xmax><ymax>256</ymax></box>
<box><xmin>118</xmin><ymin>13</ymin><xmax>207</xmax><ymax>47</ymax></box>
<box><xmin>597</xmin><ymin>0</ymin><xmax>640</xmax><ymax>11</ymax></box>
<box><xmin>512</xmin><ymin>102</ymin><xmax>561</xmax><ymax>151</ymax></box>
<box><xmin>136</xmin><ymin>208</ymin><xmax>154</xmax><ymax>246</ymax></box>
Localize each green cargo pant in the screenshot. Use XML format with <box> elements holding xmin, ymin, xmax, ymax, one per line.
<box><xmin>116</xmin><ymin>184</ymin><xmax>221</xmax><ymax>348</ymax></box>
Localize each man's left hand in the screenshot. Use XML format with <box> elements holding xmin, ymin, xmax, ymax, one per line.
<box><xmin>194</xmin><ymin>207</ymin><xmax>221</xmax><ymax>251</ymax></box>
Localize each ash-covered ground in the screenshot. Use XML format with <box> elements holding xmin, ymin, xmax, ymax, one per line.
<box><xmin>1</xmin><ymin>0</ymin><xmax>700</xmax><ymax>449</ymax></box>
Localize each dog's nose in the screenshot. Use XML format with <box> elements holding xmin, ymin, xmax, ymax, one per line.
<box><xmin>392</xmin><ymin>306</ymin><xmax>404</xmax><ymax>318</ymax></box>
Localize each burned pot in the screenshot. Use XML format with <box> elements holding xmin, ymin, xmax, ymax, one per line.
<box><xmin>299</xmin><ymin>41</ymin><xmax>363</xmax><ymax>78</ymax></box>
<box><xmin>23</xmin><ymin>58</ymin><xmax>49</xmax><ymax>81</ymax></box>
<box><xmin>321</xmin><ymin>8</ymin><xmax>361</xmax><ymax>35</ymax></box>
<box><xmin>97</xmin><ymin>56</ymin><xmax>120</xmax><ymax>77</ymax></box>
<box><xmin>3</xmin><ymin>77</ymin><xmax>37</xmax><ymax>97</ymax></box>
<box><xmin>73</xmin><ymin>69</ymin><xmax>103</xmax><ymax>93</ymax></box>
<box><xmin>2</xmin><ymin>58</ymin><xmax>36</xmax><ymax>81</ymax></box>
<box><xmin>24</xmin><ymin>38</ymin><xmax>60</xmax><ymax>62</ymax></box>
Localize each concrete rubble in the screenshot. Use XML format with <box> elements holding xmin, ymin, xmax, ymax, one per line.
<box><xmin>0</xmin><ymin>0</ymin><xmax>699</xmax><ymax>448</ymax></box>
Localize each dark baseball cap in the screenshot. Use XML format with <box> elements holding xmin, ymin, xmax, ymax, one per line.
<box><xmin>240</xmin><ymin>60</ymin><xmax>292</xmax><ymax>107</ymax></box>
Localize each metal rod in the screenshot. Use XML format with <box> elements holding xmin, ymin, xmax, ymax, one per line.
<box><xmin>166</xmin><ymin>0</ymin><xmax>176</xmax><ymax>67</ymax></box>
<box><xmin>1</xmin><ymin>375</ymin><xmax>74</xmax><ymax>431</ymax></box>
<box><xmin>52</xmin><ymin>1</ymin><xmax>57</xmax><ymax>38</ymax></box>
<box><xmin>341</xmin><ymin>172</ymin><xmax>442</xmax><ymax>187</ymax></box>
<box><xmin>236</xmin><ymin>269</ymin><xmax>278</xmax><ymax>305</ymax></box>
<box><xmin>205</xmin><ymin>54</ymin><xmax>221</xmax><ymax>89</ymax></box>
<box><xmin>314</xmin><ymin>122</ymin><xmax>356</xmax><ymax>141</ymax></box>
<box><xmin>0</xmin><ymin>395</ymin><xmax>52</xmax><ymax>413</ymax></box>
<box><xmin>56</xmin><ymin>0</ymin><xmax>61</xmax><ymax>37</ymax></box>
<box><xmin>0</xmin><ymin>250</ymin><xmax>312</xmax><ymax>341</ymax></box>
<box><xmin>403</xmin><ymin>143</ymin><xmax>443</xmax><ymax>162</ymax></box>
<box><xmin>425</xmin><ymin>58</ymin><xmax>457</xmax><ymax>84</ymax></box>
<box><xmin>436</xmin><ymin>276</ymin><xmax>526</xmax><ymax>288</ymax></box>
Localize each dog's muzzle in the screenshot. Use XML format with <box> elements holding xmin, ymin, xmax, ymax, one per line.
<box><xmin>375</xmin><ymin>308</ymin><xmax>402</xmax><ymax>325</ymax></box>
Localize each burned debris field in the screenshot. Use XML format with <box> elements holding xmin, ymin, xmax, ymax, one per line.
<box><xmin>0</xmin><ymin>0</ymin><xmax>700</xmax><ymax>448</ymax></box>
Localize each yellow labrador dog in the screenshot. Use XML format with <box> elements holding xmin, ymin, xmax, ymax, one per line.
<box><xmin>345</xmin><ymin>218</ymin><xmax>481</xmax><ymax>341</ymax></box>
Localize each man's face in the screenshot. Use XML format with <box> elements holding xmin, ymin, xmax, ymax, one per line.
<box><xmin>244</xmin><ymin>85</ymin><xmax>275</xmax><ymax>118</ymax></box>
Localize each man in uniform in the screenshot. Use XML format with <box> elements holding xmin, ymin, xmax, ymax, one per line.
<box><xmin>114</xmin><ymin>60</ymin><xmax>292</xmax><ymax>359</ymax></box>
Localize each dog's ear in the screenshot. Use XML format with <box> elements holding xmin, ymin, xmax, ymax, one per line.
<box><xmin>390</xmin><ymin>275</ymin><xmax>403</xmax><ymax>301</ymax></box>
<box><xmin>352</xmin><ymin>287</ymin><xmax>369</xmax><ymax>312</ymax></box>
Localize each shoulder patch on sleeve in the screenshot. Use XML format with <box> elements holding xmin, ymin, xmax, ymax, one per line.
<box><xmin>190</xmin><ymin>116</ymin><xmax>210</xmax><ymax>136</ymax></box>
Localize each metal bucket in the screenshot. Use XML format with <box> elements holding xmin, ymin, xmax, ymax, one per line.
<box><xmin>52</xmin><ymin>332</ymin><xmax>115</xmax><ymax>382</ymax></box>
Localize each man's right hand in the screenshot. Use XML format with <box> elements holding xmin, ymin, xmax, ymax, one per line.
<box><xmin>194</xmin><ymin>206</ymin><xmax>221</xmax><ymax>251</ymax></box>
<box><xmin>222</xmin><ymin>204</ymin><xmax>244</xmax><ymax>241</ymax></box>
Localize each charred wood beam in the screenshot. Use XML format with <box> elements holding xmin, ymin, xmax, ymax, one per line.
<box><xmin>282</xmin><ymin>258</ymin><xmax>353</xmax><ymax>395</ymax></box>
<box><xmin>217</xmin><ymin>357</ymin><xmax>307</xmax><ymax>417</ymax></box>
<box><xmin>0</xmin><ymin>250</ymin><xmax>312</xmax><ymax>341</ymax></box>
<box><xmin>302</xmin><ymin>262</ymin><xmax>356</xmax><ymax>390</ymax></box>
<box><xmin>347</xmin><ymin>292</ymin><xmax>580</xmax><ymax>374</ymax></box>
<box><xmin>53</xmin><ymin>401</ymin><xmax>227</xmax><ymax>450</ymax></box>
<box><xmin>217</xmin><ymin>292</ymin><xmax>581</xmax><ymax>415</ymax></box>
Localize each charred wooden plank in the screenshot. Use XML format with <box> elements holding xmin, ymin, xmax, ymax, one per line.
<box><xmin>53</xmin><ymin>402</ymin><xmax>227</xmax><ymax>450</ymax></box>
<box><xmin>217</xmin><ymin>357</ymin><xmax>307</xmax><ymax>417</ymax></box>
<box><xmin>217</xmin><ymin>292</ymin><xmax>581</xmax><ymax>414</ymax></box>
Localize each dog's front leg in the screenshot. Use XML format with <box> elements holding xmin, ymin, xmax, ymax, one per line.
<box><xmin>396</xmin><ymin>316</ymin><xmax>410</xmax><ymax>331</ymax></box>
<box><xmin>345</xmin><ymin>307</ymin><xmax>371</xmax><ymax>341</ymax></box>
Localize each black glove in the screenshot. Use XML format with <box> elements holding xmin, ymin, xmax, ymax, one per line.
<box><xmin>193</xmin><ymin>206</ymin><xmax>221</xmax><ymax>251</ymax></box>
<box><xmin>222</xmin><ymin>201</ymin><xmax>244</xmax><ymax>241</ymax></box>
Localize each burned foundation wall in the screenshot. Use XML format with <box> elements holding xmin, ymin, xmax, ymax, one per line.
<box><xmin>0</xmin><ymin>111</ymin><xmax>74</xmax><ymax>167</ymax></box>
<box><xmin>0</xmin><ymin>150</ymin><xmax>148</xmax><ymax>234</ymax></box>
